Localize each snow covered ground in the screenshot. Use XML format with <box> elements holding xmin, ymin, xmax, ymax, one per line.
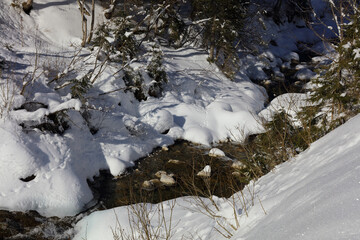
<box><xmin>1</xmin><ymin>0</ymin><xmax>359</xmax><ymax>239</ymax></box>
<box><xmin>0</xmin><ymin>0</ymin><xmax>265</xmax><ymax>216</ymax></box>
<box><xmin>74</xmin><ymin>112</ymin><xmax>360</xmax><ymax>240</ymax></box>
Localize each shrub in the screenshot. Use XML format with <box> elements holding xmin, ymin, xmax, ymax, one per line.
<box><xmin>146</xmin><ymin>48</ymin><xmax>167</xmax><ymax>98</ymax></box>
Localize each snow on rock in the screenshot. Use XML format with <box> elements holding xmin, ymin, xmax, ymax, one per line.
<box><xmin>208</xmin><ymin>148</ymin><xmax>225</xmax><ymax>157</ymax></box>
<box><xmin>197</xmin><ymin>165</ymin><xmax>211</xmax><ymax>177</ymax></box>
<box><xmin>282</xmin><ymin>52</ymin><xmax>300</xmax><ymax>64</ymax></box>
<box><xmin>141</xmin><ymin>109</ymin><xmax>174</xmax><ymax>134</ymax></box>
<box><xmin>183</xmin><ymin>127</ymin><xmax>214</xmax><ymax>146</ymax></box>
<box><xmin>294</xmin><ymin>68</ymin><xmax>316</xmax><ymax>81</ymax></box>
<box><xmin>259</xmin><ymin>93</ymin><xmax>311</xmax><ymax>126</ymax></box>
<box><xmin>231</xmin><ymin>160</ymin><xmax>246</xmax><ymax>170</ymax></box>
<box><xmin>139</xmin><ymin>47</ymin><xmax>266</xmax><ymax>146</ymax></box>
<box><xmin>0</xmin><ymin>113</ymin><xmax>107</xmax><ymax>217</ymax></box>
<box><xmin>159</xmin><ymin>173</ymin><xmax>176</xmax><ymax>187</ymax></box>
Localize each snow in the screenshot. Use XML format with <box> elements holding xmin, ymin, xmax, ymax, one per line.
<box><xmin>0</xmin><ymin>0</ymin><xmax>266</xmax><ymax>216</ymax></box>
<box><xmin>234</xmin><ymin>113</ymin><xmax>360</xmax><ymax>240</ymax></box>
<box><xmin>74</xmin><ymin>113</ymin><xmax>360</xmax><ymax>240</ymax></box>
<box><xmin>294</xmin><ymin>68</ymin><xmax>316</xmax><ymax>81</ymax></box>
<box><xmin>259</xmin><ymin>93</ymin><xmax>311</xmax><ymax>126</ymax></box>
<box><xmin>2</xmin><ymin>1</ymin><xmax>359</xmax><ymax>239</ymax></box>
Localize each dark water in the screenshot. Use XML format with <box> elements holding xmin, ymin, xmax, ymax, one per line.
<box><xmin>0</xmin><ymin>141</ymin><xmax>249</xmax><ymax>240</ymax></box>
<box><xmin>89</xmin><ymin>140</ymin><xmax>250</xmax><ymax>208</ymax></box>
<box><xmin>0</xmin><ymin>46</ymin><xmax>318</xmax><ymax>239</ymax></box>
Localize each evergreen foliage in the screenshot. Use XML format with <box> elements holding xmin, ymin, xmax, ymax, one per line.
<box><xmin>245</xmin><ymin>111</ymin><xmax>309</xmax><ymax>176</ymax></box>
<box><xmin>307</xmin><ymin>4</ymin><xmax>360</xmax><ymax>130</ymax></box>
<box><xmin>146</xmin><ymin>48</ymin><xmax>168</xmax><ymax>98</ymax></box>
<box><xmin>70</xmin><ymin>73</ymin><xmax>92</xmax><ymax>103</ymax></box>
<box><xmin>123</xmin><ymin>67</ymin><xmax>147</xmax><ymax>101</ymax></box>
<box><xmin>190</xmin><ymin>0</ymin><xmax>249</xmax><ymax>77</ymax></box>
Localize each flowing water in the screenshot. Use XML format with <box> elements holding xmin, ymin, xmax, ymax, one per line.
<box><xmin>0</xmin><ymin>141</ymin><xmax>248</xmax><ymax>240</ymax></box>
<box><xmin>0</xmin><ymin>47</ymin><xmax>319</xmax><ymax>239</ymax></box>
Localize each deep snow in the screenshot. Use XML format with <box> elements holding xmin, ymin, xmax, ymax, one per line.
<box><xmin>0</xmin><ymin>0</ymin><xmax>265</xmax><ymax>216</ymax></box>
<box><xmin>1</xmin><ymin>0</ymin><xmax>359</xmax><ymax>239</ymax></box>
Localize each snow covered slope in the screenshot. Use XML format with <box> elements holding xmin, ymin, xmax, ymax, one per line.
<box><xmin>74</xmin><ymin>114</ymin><xmax>360</xmax><ymax>240</ymax></box>
<box><xmin>234</xmin><ymin>114</ymin><xmax>360</xmax><ymax>240</ymax></box>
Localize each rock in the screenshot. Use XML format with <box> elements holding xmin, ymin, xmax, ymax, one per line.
<box><xmin>155</xmin><ymin>170</ymin><xmax>167</xmax><ymax>178</ymax></box>
<box><xmin>197</xmin><ymin>165</ymin><xmax>211</xmax><ymax>177</ymax></box>
<box><xmin>19</xmin><ymin>102</ymin><xmax>47</xmax><ymax>112</ymax></box>
<box><xmin>294</xmin><ymin>68</ymin><xmax>316</xmax><ymax>81</ymax></box>
<box><xmin>160</xmin><ymin>173</ymin><xmax>176</xmax><ymax>187</ymax></box>
<box><xmin>263</xmin><ymin>80</ymin><xmax>272</xmax><ymax>86</ymax></box>
<box><xmin>295</xmin><ymin>64</ymin><xmax>307</xmax><ymax>71</ymax></box>
<box><xmin>208</xmin><ymin>148</ymin><xmax>225</xmax><ymax>157</ymax></box>
<box><xmin>154</xmin><ymin>171</ymin><xmax>176</xmax><ymax>186</ymax></box>
<box><xmin>272</xmin><ymin>67</ymin><xmax>285</xmax><ymax>82</ymax></box>
<box><xmin>142</xmin><ymin>179</ymin><xmax>162</xmax><ymax>191</ymax></box>
<box><xmin>232</xmin><ymin>161</ymin><xmax>246</xmax><ymax>170</ymax></box>
<box><xmin>282</xmin><ymin>52</ymin><xmax>299</xmax><ymax>64</ymax></box>
<box><xmin>281</xmin><ymin>62</ymin><xmax>291</xmax><ymax>71</ymax></box>
<box><xmin>162</xmin><ymin>146</ymin><xmax>169</xmax><ymax>151</ymax></box>
<box><xmin>167</xmin><ymin>159</ymin><xmax>184</xmax><ymax>165</ymax></box>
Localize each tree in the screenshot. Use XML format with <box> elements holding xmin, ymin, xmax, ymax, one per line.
<box><xmin>191</xmin><ymin>0</ymin><xmax>248</xmax><ymax>62</ymax></box>
<box><xmin>303</xmin><ymin>0</ymin><xmax>360</xmax><ymax>130</ymax></box>
<box><xmin>189</xmin><ymin>0</ymin><xmax>250</xmax><ymax>78</ymax></box>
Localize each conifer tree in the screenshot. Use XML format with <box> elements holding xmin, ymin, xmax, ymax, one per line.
<box><xmin>190</xmin><ymin>0</ymin><xmax>248</xmax><ymax>63</ymax></box>
<box><xmin>306</xmin><ymin>1</ymin><xmax>360</xmax><ymax>129</ymax></box>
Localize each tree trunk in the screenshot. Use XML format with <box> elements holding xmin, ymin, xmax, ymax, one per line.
<box><xmin>87</xmin><ymin>0</ymin><xmax>96</xmax><ymax>43</ymax></box>
<box><xmin>22</xmin><ymin>0</ymin><xmax>33</xmax><ymax>15</ymax></box>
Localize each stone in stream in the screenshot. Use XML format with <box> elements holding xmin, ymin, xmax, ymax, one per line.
<box><xmin>294</xmin><ymin>68</ymin><xmax>316</xmax><ymax>81</ymax></box>
<box><xmin>197</xmin><ymin>165</ymin><xmax>211</xmax><ymax>177</ymax></box>
<box><xmin>272</xmin><ymin>67</ymin><xmax>285</xmax><ymax>82</ymax></box>
<box><xmin>155</xmin><ymin>170</ymin><xmax>176</xmax><ymax>187</ymax></box>
<box><xmin>167</xmin><ymin>159</ymin><xmax>185</xmax><ymax>165</ymax></box>
<box><xmin>142</xmin><ymin>179</ymin><xmax>162</xmax><ymax>191</ymax></box>
<box><xmin>160</xmin><ymin>173</ymin><xmax>176</xmax><ymax>187</ymax></box>
<box><xmin>231</xmin><ymin>161</ymin><xmax>246</xmax><ymax>171</ymax></box>
<box><xmin>208</xmin><ymin>148</ymin><xmax>225</xmax><ymax>157</ymax></box>
<box><xmin>155</xmin><ymin>170</ymin><xmax>167</xmax><ymax>178</ymax></box>
<box><xmin>282</xmin><ymin>52</ymin><xmax>300</xmax><ymax>65</ymax></box>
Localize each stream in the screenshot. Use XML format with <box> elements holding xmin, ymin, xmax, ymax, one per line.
<box><xmin>0</xmin><ymin>46</ymin><xmax>319</xmax><ymax>240</ymax></box>
<box><xmin>0</xmin><ymin>141</ymin><xmax>249</xmax><ymax>240</ymax></box>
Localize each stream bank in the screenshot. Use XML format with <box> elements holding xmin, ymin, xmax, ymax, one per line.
<box><xmin>0</xmin><ymin>42</ymin><xmax>320</xmax><ymax>240</ymax></box>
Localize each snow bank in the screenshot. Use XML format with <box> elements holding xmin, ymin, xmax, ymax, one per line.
<box><xmin>259</xmin><ymin>93</ymin><xmax>311</xmax><ymax>126</ymax></box>
<box><xmin>0</xmin><ymin>114</ymin><xmax>107</xmax><ymax>217</ymax></box>
<box><xmin>139</xmin><ymin>47</ymin><xmax>266</xmax><ymax>145</ymax></box>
